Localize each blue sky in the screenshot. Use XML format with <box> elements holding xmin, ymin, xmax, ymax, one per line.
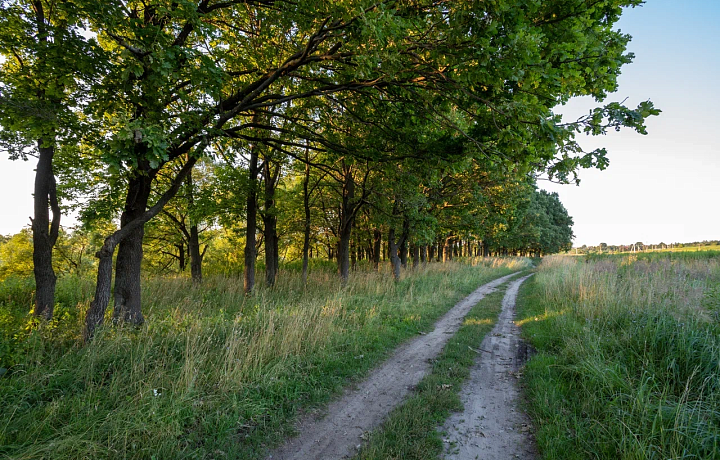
<box><xmin>1</xmin><ymin>1</ymin><xmax>718</xmax><ymax>246</ymax></box>
<box><xmin>542</xmin><ymin>0</ymin><xmax>720</xmax><ymax>246</ymax></box>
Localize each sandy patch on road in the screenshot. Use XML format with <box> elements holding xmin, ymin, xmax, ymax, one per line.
<box><xmin>268</xmin><ymin>272</ymin><xmax>521</xmax><ymax>460</ymax></box>
<box><xmin>441</xmin><ymin>274</ymin><xmax>536</xmax><ymax>460</ymax></box>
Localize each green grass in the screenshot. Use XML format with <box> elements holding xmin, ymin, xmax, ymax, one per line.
<box><xmin>516</xmin><ymin>255</ymin><xmax>720</xmax><ymax>459</ymax></box>
<box><xmin>0</xmin><ymin>258</ymin><xmax>531</xmax><ymax>459</ymax></box>
<box><xmin>352</xmin><ymin>278</ymin><xmax>517</xmax><ymax>460</ymax></box>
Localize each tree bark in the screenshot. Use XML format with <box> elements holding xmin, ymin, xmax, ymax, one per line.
<box><xmin>32</xmin><ymin>137</ymin><xmax>60</xmax><ymax>320</ymax></box>
<box><xmin>84</xmin><ymin>156</ymin><xmax>198</xmax><ymax>340</ymax></box>
<box><xmin>388</xmin><ymin>227</ymin><xmax>401</xmax><ymax>281</ymax></box>
<box><xmin>420</xmin><ymin>245</ymin><xmax>427</xmax><ymax>264</ymax></box>
<box><xmin>263</xmin><ymin>157</ymin><xmax>280</xmax><ymax>287</ymax></box>
<box><xmin>412</xmin><ymin>244</ymin><xmax>420</xmax><ymax>269</ymax></box>
<box><xmin>244</xmin><ymin>140</ymin><xmax>261</xmax><ymax>294</ymax></box>
<box><xmin>399</xmin><ymin>217</ymin><xmax>409</xmax><ymax>268</ymax></box>
<box><xmin>337</xmin><ymin>166</ymin><xmax>355</xmax><ymax>283</ymax></box>
<box><xmin>112</xmin><ymin>167</ymin><xmax>155</xmax><ymax>325</ymax></box>
<box><xmin>186</xmin><ymin>170</ymin><xmax>203</xmax><ymax>284</ymax></box>
<box><xmin>301</xmin><ymin>157</ymin><xmax>311</xmax><ymax>285</ymax></box>
<box><xmin>189</xmin><ymin>224</ymin><xmax>202</xmax><ymax>283</ymax></box>
<box><xmin>372</xmin><ymin>228</ymin><xmax>381</xmax><ymax>271</ymax></box>
<box><xmin>443</xmin><ymin>236</ymin><xmax>454</xmax><ymax>262</ymax></box>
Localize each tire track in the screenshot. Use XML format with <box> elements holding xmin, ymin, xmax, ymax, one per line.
<box><xmin>268</xmin><ymin>272</ymin><xmax>522</xmax><ymax>460</ymax></box>
<box><xmin>442</xmin><ymin>274</ymin><xmax>536</xmax><ymax>460</ymax></box>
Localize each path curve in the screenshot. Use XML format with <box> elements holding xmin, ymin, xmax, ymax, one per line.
<box><xmin>441</xmin><ymin>274</ymin><xmax>536</xmax><ymax>460</ymax></box>
<box><xmin>268</xmin><ymin>272</ymin><xmax>522</xmax><ymax>460</ymax></box>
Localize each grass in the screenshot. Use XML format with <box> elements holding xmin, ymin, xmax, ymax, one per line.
<box><xmin>517</xmin><ymin>253</ymin><xmax>720</xmax><ymax>459</ymax></box>
<box><xmin>0</xmin><ymin>257</ymin><xmax>531</xmax><ymax>459</ymax></box>
<box><xmin>352</xmin><ymin>277</ymin><xmax>518</xmax><ymax>459</ymax></box>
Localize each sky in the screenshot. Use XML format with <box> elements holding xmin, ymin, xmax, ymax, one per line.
<box><xmin>0</xmin><ymin>1</ymin><xmax>718</xmax><ymax>246</ymax></box>
<box><xmin>541</xmin><ymin>0</ymin><xmax>720</xmax><ymax>246</ymax></box>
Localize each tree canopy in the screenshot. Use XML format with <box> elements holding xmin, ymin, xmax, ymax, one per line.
<box><xmin>0</xmin><ymin>0</ymin><xmax>659</xmax><ymax>336</ymax></box>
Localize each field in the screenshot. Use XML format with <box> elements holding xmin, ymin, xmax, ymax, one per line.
<box><xmin>0</xmin><ymin>258</ymin><xmax>530</xmax><ymax>459</ymax></box>
<box><xmin>517</xmin><ymin>252</ymin><xmax>720</xmax><ymax>459</ymax></box>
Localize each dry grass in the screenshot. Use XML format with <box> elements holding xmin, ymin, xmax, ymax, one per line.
<box><xmin>0</xmin><ymin>257</ymin><xmax>530</xmax><ymax>459</ymax></box>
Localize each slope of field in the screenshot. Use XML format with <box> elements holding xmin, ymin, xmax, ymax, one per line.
<box><xmin>0</xmin><ymin>259</ymin><xmax>530</xmax><ymax>459</ymax></box>
<box><xmin>517</xmin><ymin>253</ymin><xmax>720</xmax><ymax>459</ymax></box>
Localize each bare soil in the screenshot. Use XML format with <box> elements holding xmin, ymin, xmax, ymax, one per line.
<box><xmin>267</xmin><ymin>272</ymin><xmax>521</xmax><ymax>460</ymax></box>
<box><xmin>441</xmin><ymin>274</ymin><xmax>537</xmax><ymax>460</ymax></box>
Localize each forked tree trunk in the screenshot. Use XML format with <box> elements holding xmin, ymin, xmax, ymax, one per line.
<box><xmin>32</xmin><ymin>137</ymin><xmax>60</xmax><ymax>320</ymax></box>
<box><xmin>113</xmin><ymin>169</ymin><xmax>155</xmax><ymax>325</ymax></box>
<box><xmin>84</xmin><ymin>157</ymin><xmax>198</xmax><ymax>340</ymax></box>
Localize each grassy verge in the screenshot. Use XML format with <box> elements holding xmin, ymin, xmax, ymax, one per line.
<box><xmin>0</xmin><ymin>258</ymin><xmax>530</xmax><ymax>459</ymax></box>
<box><xmin>352</xmin><ymin>279</ymin><xmax>515</xmax><ymax>459</ymax></box>
<box><xmin>516</xmin><ymin>254</ymin><xmax>720</xmax><ymax>459</ymax></box>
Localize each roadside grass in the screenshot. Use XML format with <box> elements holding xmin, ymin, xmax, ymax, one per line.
<box><xmin>0</xmin><ymin>258</ymin><xmax>530</xmax><ymax>459</ymax></box>
<box><xmin>352</xmin><ymin>278</ymin><xmax>517</xmax><ymax>459</ymax></box>
<box><xmin>517</xmin><ymin>254</ymin><xmax>720</xmax><ymax>459</ymax></box>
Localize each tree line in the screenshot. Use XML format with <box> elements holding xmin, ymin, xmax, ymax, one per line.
<box><xmin>0</xmin><ymin>0</ymin><xmax>658</xmax><ymax>340</ymax></box>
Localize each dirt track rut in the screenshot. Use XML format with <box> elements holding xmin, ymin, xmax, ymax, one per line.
<box><xmin>268</xmin><ymin>272</ymin><xmax>521</xmax><ymax>460</ymax></box>
<box><xmin>441</xmin><ymin>274</ymin><xmax>536</xmax><ymax>460</ymax></box>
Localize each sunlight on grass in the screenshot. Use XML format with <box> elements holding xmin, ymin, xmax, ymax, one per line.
<box><xmin>517</xmin><ymin>253</ymin><xmax>720</xmax><ymax>460</ymax></box>
<box><xmin>0</xmin><ymin>257</ymin><xmax>531</xmax><ymax>459</ymax></box>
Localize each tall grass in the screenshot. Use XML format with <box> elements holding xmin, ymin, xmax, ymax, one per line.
<box><xmin>0</xmin><ymin>257</ymin><xmax>530</xmax><ymax>459</ymax></box>
<box><xmin>518</xmin><ymin>253</ymin><xmax>720</xmax><ymax>459</ymax></box>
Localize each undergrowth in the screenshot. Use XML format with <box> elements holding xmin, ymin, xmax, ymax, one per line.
<box><xmin>0</xmin><ymin>257</ymin><xmax>530</xmax><ymax>459</ymax></box>
<box><xmin>517</xmin><ymin>253</ymin><xmax>720</xmax><ymax>459</ymax></box>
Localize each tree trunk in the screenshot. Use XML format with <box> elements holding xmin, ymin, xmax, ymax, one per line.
<box><xmin>412</xmin><ymin>245</ymin><xmax>420</xmax><ymax>269</ymax></box>
<box><xmin>399</xmin><ymin>217</ymin><xmax>409</xmax><ymax>268</ymax></box>
<box><xmin>263</xmin><ymin>157</ymin><xmax>280</xmax><ymax>287</ymax></box>
<box><xmin>84</xmin><ymin>156</ymin><xmax>198</xmax><ymax>340</ymax></box>
<box><xmin>186</xmin><ymin>170</ymin><xmax>202</xmax><ymax>284</ymax></box>
<box><xmin>177</xmin><ymin>243</ymin><xmax>185</xmax><ymax>271</ymax></box>
<box><xmin>301</xmin><ymin>157</ymin><xmax>311</xmax><ymax>285</ymax></box>
<box><xmin>32</xmin><ymin>137</ymin><xmax>60</xmax><ymax>320</ymax></box>
<box><xmin>337</xmin><ymin>167</ymin><xmax>355</xmax><ymax>283</ymax></box>
<box><xmin>443</xmin><ymin>236</ymin><xmax>454</xmax><ymax>262</ymax></box>
<box><xmin>420</xmin><ymin>245</ymin><xmax>428</xmax><ymax>264</ymax></box>
<box><xmin>372</xmin><ymin>228</ymin><xmax>381</xmax><ymax>271</ymax></box>
<box><xmin>388</xmin><ymin>227</ymin><xmax>401</xmax><ymax>281</ymax></box>
<box><xmin>244</xmin><ymin>142</ymin><xmax>260</xmax><ymax>294</ymax></box>
<box><xmin>351</xmin><ymin>239</ymin><xmax>357</xmax><ymax>271</ymax></box>
<box><xmin>189</xmin><ymin>224</ymin><xmax>202</xmax><ymax>283</ymax></box>
<box><xmin>113</xmin><ymin>169</ymin><xmax>155</xmax><ymax>325</ymax></box>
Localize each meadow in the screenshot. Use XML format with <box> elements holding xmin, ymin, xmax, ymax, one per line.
<box><xmin>0</xmin><ymin>258</ymin><xmax>530</xmax><ymax>459</ymax></box>
<box><xmin>518</xmin><ymin>251</ymin><xmax>720</xmax><ymax>459</ymax></box>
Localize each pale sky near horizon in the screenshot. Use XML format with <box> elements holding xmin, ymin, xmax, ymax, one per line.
<box><xmin>0</xmin><ymin>1</ymin><xmax>718</xmax><ymax>246</ymax></box>
<box><xmin>542</xmin><ymin>0</ymin><xmax>720</xmax><ymax>246</ymax></box>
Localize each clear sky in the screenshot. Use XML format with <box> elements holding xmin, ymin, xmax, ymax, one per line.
<box><xmin>1</xmin><ymin>1</ymin><xmax>718</xmax><ymax>245</ymax></box>
<box><xmin>542</xmin><ymin>0</ymin><xmax>720</xmax><ymax>246</ymax></box>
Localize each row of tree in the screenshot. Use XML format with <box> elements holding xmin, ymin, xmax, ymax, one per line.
<box><xmin>0</xmin><ymin>0</ymin><xmax>658</xmax><ymax>340</ymax></box>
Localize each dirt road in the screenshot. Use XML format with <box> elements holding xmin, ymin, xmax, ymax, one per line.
<box><xmin>441</xmin><ymin>274</ymin><xmax>536</xmax><ymax>460</ymax></box>
<box><xmin>268</xmin><ymin>272</ymin><xmax>521</xmax><ymax>460</ymax></box>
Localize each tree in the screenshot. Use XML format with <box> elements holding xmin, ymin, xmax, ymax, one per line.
<box><xmin>0</xmin><ymin>0</ymin><xmax>102</xmax><ymax>319</ymax></box>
